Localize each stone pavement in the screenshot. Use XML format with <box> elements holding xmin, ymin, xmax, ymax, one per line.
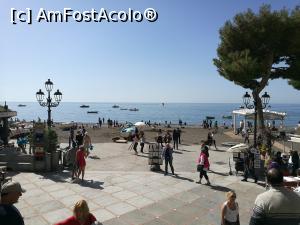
<box><xmin>10</xmin><ymin>143</ymin><xmax>266</xmax><ymax>225</ymax></box>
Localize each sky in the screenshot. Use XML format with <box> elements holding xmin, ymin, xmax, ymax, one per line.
<box><xmin>1</xmin><ymin>0</ymin><xmax>300</xmax><ymax>103</ymax></box>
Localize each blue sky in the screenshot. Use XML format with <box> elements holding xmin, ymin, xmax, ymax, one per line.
<box><xmin>1</xmin><ymin>0</ymin><xmax>300</xmax><ymax>103</ymax></box>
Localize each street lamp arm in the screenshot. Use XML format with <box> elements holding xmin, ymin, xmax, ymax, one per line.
<box><xmin>49</xmin><ymin>102</ymin><xmax>60</xmax><ymax>107</ymax></box>
<box><xmin>38</xmin><ymin>102</ymin><xmax>48</xmax><ymax>107</ymax></box>
<box><xmin>245</xmin><ymin>104</ymin><xmax>255</xmax><ymax>110</ymax></box>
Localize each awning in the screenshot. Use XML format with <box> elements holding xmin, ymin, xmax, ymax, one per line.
<box><xmin>232</xmin><ymin>109</ymin><xmax>286</xmax><ymax>120</ymax></box>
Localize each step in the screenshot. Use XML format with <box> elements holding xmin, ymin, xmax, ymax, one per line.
<box><xmin>17</xmin><ymin>162</ymin><xmax>33</xmax><ymax>172</ymax></box>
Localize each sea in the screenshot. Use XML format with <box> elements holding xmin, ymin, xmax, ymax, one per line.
<box><xmin>5</xmin><ymin>102</ymin><xmax>300</xmax><ymax>128</ymax></box>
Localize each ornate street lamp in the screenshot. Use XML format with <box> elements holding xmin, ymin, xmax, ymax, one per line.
<box><xmin>36</xmin><ymin>79</ymin><xmax>62</xmax><ymax>127</ymax></box>
<box><xmin>242</xmin><ymin>91</ymin><xmax>270</xmax><ymax>147</ymax></box>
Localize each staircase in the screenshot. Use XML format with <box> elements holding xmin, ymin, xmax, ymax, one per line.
<box><xmin>0</xmin><ymin>147</ymin><xmax>34</xmax><ymax>172</ymax></box>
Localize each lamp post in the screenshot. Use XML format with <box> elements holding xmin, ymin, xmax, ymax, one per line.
<box><xmin>36</xmin><ymin>79</ymin><xmax>62</xmax><ymax>127</ymax></box>
<box><xmin>242</xmin><ymin>91</ymin><xmax>270</xmax><ymax>147</ymax></box>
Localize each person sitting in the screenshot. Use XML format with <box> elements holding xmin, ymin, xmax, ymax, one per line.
<box><xmin>249</xmin><ymin>168</ymin><xmax>300</xmax><ymax>225</ymax></box>
<box><xmin>55</xmin><ymin>200</ymin><xmax>98</xmax><ymax>225</ymax></box>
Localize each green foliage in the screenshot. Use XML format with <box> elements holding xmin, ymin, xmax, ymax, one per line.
<box><xmin>289</xmin><ymin>79</ymin><xmax>300</xmax><ymax>90</ymax></box>
<box><xmin>44</xmin><ymin>128</ymin><xmax>58</xmax><ymax>153</ymax></box>
<box><xmin>213</xmin><ymin>4</ymin><xmax>300</xmax><ymax>89</ymax></box>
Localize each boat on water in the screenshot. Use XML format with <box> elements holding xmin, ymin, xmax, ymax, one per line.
<box><xmin>87</xmin><ymin>111</ymin><xmax>98</xmax><ymax>114</ymax></box>
<box><xmin>18</xmin><ymin>104</ymin><xmax>26</xmax><ymax>107</ymax></box>
<box><xmin>129</xmin><ymin>108</ymin><xmax>139</xmax><ymax>112</ymax></box>
<box><xmin>112</xmin><ymin>105</ymin><xmax>120</xmax><ymax>108</ymax></box>
<box><xmin>120</xmin><ymin>108</ymin><xmax>128</xmax><ymax>110</ymax></box>
<box><xmin>80</xmin><ymin>105</ymin><xmax>90</xmax><ymax>108</ymax></box>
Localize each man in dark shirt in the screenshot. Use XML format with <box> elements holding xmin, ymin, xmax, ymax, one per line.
<box><xmin>162</xmin><ymin>143</ymin><xmax>175</xmax><ymax>176</ymax></box>
<box><xmin>0</xmin><ymin>181</ymin><xmax>26</xmax><ymax>225</ymax></box>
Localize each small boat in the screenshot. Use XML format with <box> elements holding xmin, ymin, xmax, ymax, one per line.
<box><xmin>129</xmin><ymin>108</ymin><xmax>139</xmax><ymax>112</ymax></box>
<box><xmin>120</xmin><ymin>108</ymin><xmax>128</xmax><ymax>110</ymax></box>
<box><xmin>18</xmin><ymin>104</ymin><xmax>26</xmax><ymax>107</ymax></box>
<box><xmin>112</xmin><ymin>105</ymin><xmax>120</xmax><ymax>108</ymax></box>
<box><xmin>87</xmin><ymin>111</ymin><xmax>98</xmax><ymax>114</ymax></box>
<box><xmin>80</xmin><ymin>105</ymin><xmax>90</xmax><ymax>108</ymax></box>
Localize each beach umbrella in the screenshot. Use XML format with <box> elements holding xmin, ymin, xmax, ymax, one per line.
<box><xmin>227</xmin><ymin>143</ymin><xmax>249</xmax><ymax>153</ymax></box>
<box><xmin>134</xmin><ymin>121</ymin><xmax>146</xmax><ymax>127</ymax></box>
<box><xmin>120</xmin><ymin>127</ymin><xmax>136</xmax><ymax>138</ymax></box>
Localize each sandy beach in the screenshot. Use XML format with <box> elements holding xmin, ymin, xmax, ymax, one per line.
<box><xmin>53</xmin><ymin>124</ymin><xmax>243</xmax><ymax>146</ymax></box>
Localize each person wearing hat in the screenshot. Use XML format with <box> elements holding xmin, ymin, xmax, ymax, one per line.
<box><xmin>0</xmin><ymin>181</ymin><xmax>25</xmax><ymax>225</ymax></box>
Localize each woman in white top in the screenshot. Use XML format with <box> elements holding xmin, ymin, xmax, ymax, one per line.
<box><xmin>221</xmin><ymin>191</ymin><xmax>240</xmax><ymax>225</ymax></box>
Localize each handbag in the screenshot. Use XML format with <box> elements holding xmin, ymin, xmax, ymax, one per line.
<box><xmin>197</xmin><ymin>164</ymin><xmax>204</xmax><ymax>172</ymax></box>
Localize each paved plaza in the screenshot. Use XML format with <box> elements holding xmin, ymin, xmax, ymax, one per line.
<box><xmin>11</xmin><ymin>142</ymin><xmax>266</xmax><ymax>225</ymax></box>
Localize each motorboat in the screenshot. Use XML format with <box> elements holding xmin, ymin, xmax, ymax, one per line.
<box><xmin>80</xmin><ymin>105</ymin><xmax>90</xmax><ymax>108</ymax></box>
<box><xmin>112</xmin><ymin>105</ymin><xmax>120</xmax><ymax>108</ymax></box>
<box><xmin>18</xmin><ymin>104</ymin><xmax>26</xmax><ymax>107</ymax></box>
<box><xmin>87</xmin><ymin>111</ymin><xmax>98</xmax><ymax>114</ymax></box>
<box><xmin>129</xmin><ymin>108</ymin><xmax>139</xmax><ymax>111</ymax></box>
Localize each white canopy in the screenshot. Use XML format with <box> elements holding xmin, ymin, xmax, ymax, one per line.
<box><xmin>232</xmin><ymin>109</ymin><xmax>286</xmax><ymax>120</ymax></box>
<box><xmin>232</xmin><ymin>108</ymin><xmax>287</xmax><ymax>133</ymax></box>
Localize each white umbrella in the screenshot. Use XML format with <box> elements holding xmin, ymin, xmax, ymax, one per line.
<box><xmin>227</xmin><ymin>143</ymin><xmax>249</xmax><ymax>153</ymax></box>
<box><xmin>134</xmin><ymin>121</ymin><xmax>146</xmax><ymax>127</ymax></box>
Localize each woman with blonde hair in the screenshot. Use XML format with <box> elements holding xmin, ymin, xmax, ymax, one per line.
<box><xmin>221</xmin><ymin>191</ymin><xmax>240</xmax><ymax>225</ymax></box>
<box><xmin>55</xmin><ymin>200</ymin><xmax>97</xmax><ymax>225</ymax></box>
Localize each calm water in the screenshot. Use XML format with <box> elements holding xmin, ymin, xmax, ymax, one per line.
<box><xmin>6</xmin><ymin>102</ymin><xmax>300</xmax><ymax>127</ymax></box>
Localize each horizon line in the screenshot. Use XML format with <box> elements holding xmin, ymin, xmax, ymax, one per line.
<box><xmin>1</xmin><ymin>101</ymin><xmax>300</xmax><ymax>105</ymax></box>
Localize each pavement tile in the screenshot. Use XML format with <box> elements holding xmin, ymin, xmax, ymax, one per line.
<box><xmin>28</xmin><ymin>193</ymin><xmax>54</xmax><ymax>205</ymax></box>
<box><xmin>112</xmin><ymin>190</ymin><xmax>138</xmax><ymax>200</ymax></box>
<box><xmin>33</xmin><ymin>200</ymin><xmax>65</xmax><ymax>214</ymax></box>
<box><xmin>173</xmin><ymin>191</ymin><xmax>200</xmax><ymax>203</ymax></box>
<box><xmin>22</xmin><ymin>188</ymin><xmax>46</xmax><ymax>198</ymax></box>
<box><xmin>15</xmin><ymin>199</ymin><xmax>29</xmax><ymax>210</ymax></box>
<box><xmin>143</xmin><ymin>218</ymin><xmax>171</xmax><ymax>225</ymax></box>
<box><xmin>92</xmin><ymin>208</ymin><xmax>116</xmax><ymax>222</ymax></box>
<box><xmin>19</xmin><ymin>206</ymin><xmax>39</xmax><ymax>218</ymax></box>
<box><xmin>24</xmin><ymin>215</ymin><xmax>49</xmax><ymax>225</ymax></box>
<box><xmin>119</xmin><ymin>209</ymin><xmax>154</xmax><ymax>225</ymax></box>
<box><xmin>60</xmin><ymin>194</ymin><xmax>86</xmax><ymax>207</ymax></box>
<box><xmin>22</xmin><ymin>183</ymin><xmax>38</xmax><ymax>190</ymax></box>
<box><xmin>117</xmin><ymin>181</ymin><xmax>140</xmax><ymax>189</ymax></box>
<box><xmin>50</xmin><ymin>189</ymin><xmax>76</xmax><ymax>199</ymax></box>
<box><xmin>43</xmin><ymin>208</ymin><xmax>72</xmax><ymax>224</ymax></box>
<box><xmin>159</xmin><ymin>210</ymin><xmax>194</xmax><ymax>225</ymax></box>
<box><xmin>102</xmin><ymin>185</ymin><xmax>124</xmax><ymax>194</ymax></box>
<box><xmin>125</xmin><ymin>195</ymin><xmax>154</xmax><ymax>209</ymax></box>
<box><xmin>159</xmin><ymin>197</ymin><xmax>187</xmax><ymax>210</ymax></box>
<box><xmin>41</xmin><ymin>184</ymin><xmax>66</xmax><ymax>192</ymax></box>
<box><xmin>140</xmin><ymin>202</ymin><xmax>171</xmax><ymax>217</ymax></box>
<box><xmin>102</xmin><ymin>217</ymin><xmax>129</xmax><ymax>225</ymax></box>
<box><xmin>93</xmin><ymin>195</ymin><xmax>120</xmax><ymax>207</ymax></box>
<box><xmin>129</xmin><ymin>185</ymin><xmax>154</xmax><ymax>194</ymax></box>
<box><xmin>143</xmin><ymin>190</ymin><xmax>171</xmax><ymax>202</ymax></box>
<box><xmin>106</xmin><ymin>202</ymin><xmax>136</xmax><ymax>216</ymax></box>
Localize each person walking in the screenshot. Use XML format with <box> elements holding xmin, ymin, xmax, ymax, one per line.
<box><xmin>207</xmin><ymin>131</ymin><xmax>217</xmax><ymax>150</ymax></box>
<box><xmin>177</xmin><ymin>128</ymin><xmax>182</xmax><ymax>144</ymax></box>
<box><xmin>221</xmin><ymin>191</ymin><xmax>240</xmax><ymax>225</ymax></box>
<box><xmin>76</xmin><ymin>146</ymin><xmax>87</xmax><ymax>181</ymax></box>
<box><xmin>172</xmin><ymin>129</ymin><xmax>179</xmax><ymax>150</ymax></box>
<box><xmin>140</xmin><ymin>131</ymin><xmax>145</xmax><ymax>153</ymax></box>
<box><xmin>0</xmin><ymin>181</ymin><xmax>26</xmax><ymax>225</ymax></box>
<box><xmin>83</xmin><ymin>132</ymin><xmax>92</xmax><ymax>155</ymax></box>
<box><xmin>244</xmin><ymin>129</ymin><xmax>250</xmax><ymax>144</ymax></box>
<box><xmin>55</xmin><ymin>200</ymin><xmax>98</xmax><ymax>225</ymax></box>
<box><xmin>241</xmin><ymin>149</ymin><xmax>258</xmax><ymax>183</ymax></box>
<box><xmin>156</xmin><ymin>129</ymin><xmax>164</xmax><ymax>147</ymax></box>
<box><xmin>196</xmin><ymin>146</ymin><xmax>210</xmax><ymax>184</ymax></box>
<box><xmin>132</xmin><ymin>134</ymin><xmax>139</xmax><ymax>154</ymax></box>
<box><xmin>162</xmin><ymin>143</ymin><xmax>175</xmax><ymax>176</ymax></box>
<box><xmin>249</xmin><ymin>168</ymin><xmax>300</xmax><ymax>225</ymax></box>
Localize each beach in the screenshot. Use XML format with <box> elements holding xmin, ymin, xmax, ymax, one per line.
<box><xmin>53</xmin><ymin>125</ymin><xmax>243</xmax><ymax>146</ymax></box>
